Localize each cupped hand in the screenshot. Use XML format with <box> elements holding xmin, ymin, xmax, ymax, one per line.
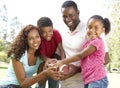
<box><xmin>44</xmin><ymin>66</ymin><xmax>64</xmax><ymax>80</ymax></box>
<box><xmin>54</xmin><ymin>60</ymin><xmax>64</xmax><ymax>69</ymax></box>
<box><xmin>44</xmin><ymin>58</ymin><xmax>58</xmax><ymax>70</ymax></box>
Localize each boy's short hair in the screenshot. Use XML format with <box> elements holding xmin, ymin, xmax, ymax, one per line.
<box><xmin>37</xmin><ymin>17</ymin><xmax>53</xmax><ymax>29</ymax></box>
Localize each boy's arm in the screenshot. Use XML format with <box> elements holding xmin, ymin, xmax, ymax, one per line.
<box><xmin>37</xmin><ymin>62</ymin><xmax>48</xmax><ymax>85</ymax></box>
<box><xmin>57</xmin><ymin>42</ymin><xmax>66</xmax><ymax>60</ymax></box>
<box><xmin>40</xmin><ymin>54</ymin><xmax>51</xmax><ymax>61</ymax></box>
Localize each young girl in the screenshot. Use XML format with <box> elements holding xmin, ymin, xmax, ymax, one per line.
<box><xmin>56</xmin><ymin>15</ymin><xmax>111</xmax><ymax>88</ymax></box>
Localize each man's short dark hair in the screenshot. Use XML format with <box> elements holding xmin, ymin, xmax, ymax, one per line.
<box><xmin>61</xmin><ymin>0</ymin><xmax>78</xmax><ymax>11</ymax></box>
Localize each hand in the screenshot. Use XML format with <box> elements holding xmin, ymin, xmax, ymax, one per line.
<box><xmin>59</xmin><ymin>64</ymin><xmax>80</xmax><ymax>80</ymax></box>
<box><xmin>44</xmin><ymin>67</ymin><xmax>64</xmax><ymax>80</ymax></box>
<box><xmin>44</xmin><ymin>59</ymin><xmax>57</xmax><ymax>70</ymax></box>
<box><xmin>54</xmin><ymin>60</ymin><xmax>64</xmax><ymax>69</ymax></box>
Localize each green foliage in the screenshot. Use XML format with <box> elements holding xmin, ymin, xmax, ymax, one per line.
<box><xmin>106</xmin><ymin>0</ymin><xmax>120</xmax><ymax>71</ymax></box>
<box><xmin>0</xmin><ymin>39</ymin><xmax>10</xmax><ymax>63</ymax></box>
<box><xmin>0</xmin><ymin>4</ymin><xmax>22</xmax><ymax>63</ymax></box>
<box><xmin>0</xmin><ymin>51</ymin><xmax>9</xmax><ymax>63</ymax></box>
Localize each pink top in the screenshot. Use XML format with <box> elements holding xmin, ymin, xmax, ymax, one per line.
<box><xmin>81</xmin><ymin>38</ymin><xmax>106</xmax><ymax>84</ymax></box>
<box><xmin>40</xmin><ymin>29</ymin><xmax>62</xmax><ymax>58</ymax></box>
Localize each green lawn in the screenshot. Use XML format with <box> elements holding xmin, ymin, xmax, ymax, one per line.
<box><xmin>0</xmin><ymin>69</ymin><xmax>7</xmax><ymax>81</ymax></box>
<box><xmin>0</xmin><ymin>61</ymin><xmax>8</xmax><ymax>81</ymax></box>
<box><xmin>0</xmin><ymin>61</ymin><xmax>120</xmax><ymax>88</ymax></box>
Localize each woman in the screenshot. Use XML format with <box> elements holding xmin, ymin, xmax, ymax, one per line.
<box><xmin>0</xmin><ymin>24</ymin><xmax>60</xmax><ymax>88</ymax></box>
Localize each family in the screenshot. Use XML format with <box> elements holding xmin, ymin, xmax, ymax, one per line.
<box><xmin>0</xmin><ymin>0</ymin><xmax>111</xmax><ymax>88</ymax></box>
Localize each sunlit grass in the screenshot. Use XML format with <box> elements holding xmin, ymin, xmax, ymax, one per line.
<box><xmin>0</xmin><ymin>61</ymin><xmax>120</xmax><ymax>88</ymax></box>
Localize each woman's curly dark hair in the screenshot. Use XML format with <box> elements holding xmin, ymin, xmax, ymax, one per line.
<box><xmin>7</xmin><ymin>24</ymin><xmax>40</xmax><ymax>60</ymax></box>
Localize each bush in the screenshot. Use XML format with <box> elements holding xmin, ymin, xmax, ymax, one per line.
<box><xmin>0</xmin><ymin>51</ymin><xmax>9</xmax><ymax>63</ymax></box>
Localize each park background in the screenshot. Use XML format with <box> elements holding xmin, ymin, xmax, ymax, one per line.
<box><xmin>0</xmin><ymin>0</ymin><xmax>120</xmax><ymax>88</ymax></box>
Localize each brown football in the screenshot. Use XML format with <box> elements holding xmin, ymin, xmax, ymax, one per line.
<box><xmin>59</xmin><ymin>64</ymin><xmax>69</xmax><ymax>73</ymax></box>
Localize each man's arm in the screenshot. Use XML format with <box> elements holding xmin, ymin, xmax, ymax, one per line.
<box><xmin>104</xmin><ymin>52</ymin><xmax>111</xmax><ymax>65</ymax></box>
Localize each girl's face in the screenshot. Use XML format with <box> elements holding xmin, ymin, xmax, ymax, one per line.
<box><xmin>28</xmin><ymin>29</ymin><xmax>41</xmax><ymax>50</ymax></box>
<box><xmin>86</xmin><ymin>18</ymin><xmax>104</xmax><ymax>39</ymax></box>
<box><xmin>41</xmin><ymin>26</ymin><xmax>53</xmax><ymax>41</ymax></box>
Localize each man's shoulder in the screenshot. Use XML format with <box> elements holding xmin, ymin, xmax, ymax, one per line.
<box><xmin>79</xmin><ymin>21</ymin><xmax>86</xmax><ymax>28</ymax></box>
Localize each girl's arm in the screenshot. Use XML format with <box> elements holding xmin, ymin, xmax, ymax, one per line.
<box><xmin>12</xmin><ymin>58</ymin><xmax>60</xmax><ymax>88</ymax></box>
<box><xmin>58</xmin><ymin>45</ymin><xmax>96</xmax><ymax>66</ymax></box>
<box><xmin>57</xmin><ymin>42</ymin><xmax>66</xmax><ymax>59</ymax></box>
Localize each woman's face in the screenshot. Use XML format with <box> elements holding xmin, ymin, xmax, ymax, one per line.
<box><xmin>28</xmin><ymin>29</ymin><xmax>41</xmax><ymax>50</ymax></box>
<box><xmin>87</xmin><ymin>18</ymin><xmax>104</xmax><ymax>39</ymax></box>
<box><xmin>41</xmin><ymin>26</ymin><xmax>53</xmax><ymax>41</ymax></box>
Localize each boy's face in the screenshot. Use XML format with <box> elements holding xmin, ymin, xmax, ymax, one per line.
<box><xmin>41</xmin><ymin>26</ymin><xmax>53</xmax><ymax>41</ymax></box>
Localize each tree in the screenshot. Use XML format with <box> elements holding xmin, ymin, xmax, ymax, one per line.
<box><xmin>106</xmin><ymin>0</ymin><xmax>120</xmax><ymax>72</ymax></box>
<box><xmin>0</xmin><ymin>3</ymin><xmax>23</xmax><ymax>62</ymax></box>
<box><xmin>9</xmin><ymin>17</ymin><xmax>23</xmax><ymax>41</ymax></box>
<box><xmin>0</xmin><ymin>4</ymin><xmax>8</xmax><ymax>42</ymax></box>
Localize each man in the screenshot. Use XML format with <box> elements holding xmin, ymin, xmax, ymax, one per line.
<box><xmin>58</xmin><ymin>1</ymin><xmax>110</xmax><ymax>88</ymax></box>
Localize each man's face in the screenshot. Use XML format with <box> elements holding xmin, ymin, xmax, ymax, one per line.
<box><xmin>61</xmin><ymin>6</ymin><xmax>79</xmax><ymax>31</ymax></box>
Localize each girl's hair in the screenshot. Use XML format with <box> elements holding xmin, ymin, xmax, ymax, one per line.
<box><xmin>88</xmin><ymin>15</ymin><xmax>111</xmax><ymax>35</ymax></box>
<box><xmin>7</xmin><ymin>24</ymin><xmax>40</xmax><ymax>60</ymax></box>
<box><xmin>61</xmin><ymin>0</ymin><xmax>78</xmax><ymax>11</ymax></box>
<box><xmin>37</xmin><ymin>17</ymin><xmax>53</xmax><ymax>32</ymax></box>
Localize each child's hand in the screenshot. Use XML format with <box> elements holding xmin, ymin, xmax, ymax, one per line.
<box><xmin>54</xmin><ymin>60</ymin><xmax>64</xmax><ymax>69</ymax></box>
<box><xmin>43</xmin><ymin>66</ymin><xmax>64</xmax><ymax>80</ymax></box>
<box><xmin>44</xmin><ymin>59</ymin><xmax>57</xmax><ymax>70</ymax></box>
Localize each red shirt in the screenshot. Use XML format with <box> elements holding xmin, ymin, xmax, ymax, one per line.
<box><xmin>40</xmin><ymin>29</ymin><xmax>62</xmax><ymax>58</ymax></box>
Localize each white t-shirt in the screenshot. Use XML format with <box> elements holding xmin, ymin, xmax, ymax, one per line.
<box><xmin>101</xmin><ymin>33</ymin><xmax>108</xmax><ymax>52</ymax></box>
<box><xmin>59</xmin><ymin>21</ymin><xmax>86</xmax><ymax>88</ymax></box>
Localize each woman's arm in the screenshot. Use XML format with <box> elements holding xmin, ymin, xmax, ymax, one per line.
<box><xmin>12</xmin><ymin>59</ymin><xmax>60</xmax><ymax>88</ymax></box>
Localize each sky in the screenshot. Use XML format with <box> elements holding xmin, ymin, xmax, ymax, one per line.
<box><xmin>0</xmin><ymin>0</ymin><xmax>111</xmax><ymax>30</ymax></box>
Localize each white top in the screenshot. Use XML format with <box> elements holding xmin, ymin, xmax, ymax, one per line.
<box><xmin>58</xmin><ymin>21</ymin><xmax>86</xmax><ymax>88</ymax></box>
<box><xmin>101</xmin><ymin>33</ymin><xmax>108</xmax><ymax>52</ymax></box>
<box><xmin>61</xmin><ymin>21</ymin><xmax>87</xmax><ymax>66</ymax></box>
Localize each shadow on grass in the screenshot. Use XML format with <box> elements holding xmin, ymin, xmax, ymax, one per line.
<box><xmin>0</xmin><ymin>67</ymin><xmax>8</xmax><ymax>69</ymax></box>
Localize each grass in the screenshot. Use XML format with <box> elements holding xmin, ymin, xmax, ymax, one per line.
<box><xmin>0</xmin><ymin>61</ymin><xmax>9</xmax><ymax>82</ymax></box>
<box><xmin>0</xmin><ymin>61</ymin><xmax>120</xmax><ymax>88</ymax></box>
<box><xmin>0</xmin><ymin>67</ymin><xmax>8</xmax><ymax>69</ymax></box>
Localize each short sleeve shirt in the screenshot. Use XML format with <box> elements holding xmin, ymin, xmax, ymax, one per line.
<box><xmin>60</xmin><ymin>22</ymin><xmax>87</xmax><ymax>66</ymax></box>
<box><xmin>81</xmin><ymin>38</ymin><xmax>106</xmax><ymax>84</ymax></box>
<box><xmin>40</xmin><ymin>29</ymin><xmax>62</xmax><ymax>58</ymax></box>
